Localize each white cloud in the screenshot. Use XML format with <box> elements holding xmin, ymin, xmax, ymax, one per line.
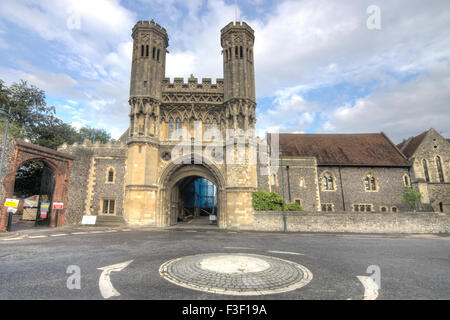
<box><xmin>321</xmin><ymin>62</ymin><xmax>450</xmax><ymax>142</ymax></box>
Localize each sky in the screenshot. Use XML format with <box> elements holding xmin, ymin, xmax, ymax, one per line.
<box><xmin>0</xmin><ymin>0</ymin><xmax>449</xmax><ymax>143</ymax></box>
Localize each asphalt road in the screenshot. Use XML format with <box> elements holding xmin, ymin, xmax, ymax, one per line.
<box><xmin>0</xmin><ymin>227</ymin><xmax>449</xmax><ymax>300</ymax></box>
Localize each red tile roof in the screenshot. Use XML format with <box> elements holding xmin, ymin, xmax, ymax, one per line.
<box><xmin>268</xmin><ymin>133</ymin><xmax>408</xmax><ymax>166</ymax></box>
<box><xmin>396</xmin><ymin>131</ymin><xmax>428</xmax><ymax>159</ymax></box>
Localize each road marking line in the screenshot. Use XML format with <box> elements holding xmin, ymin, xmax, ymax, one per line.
<box><xmin>28</xmin><ymin>235</ymin><xmax>48</xmax><ymax>239</ymax></box>
<box><xmin>185</xmin><ymin>230</ymin><xmax>197</xmax><ymax>233</ymax></box>
<box><xmin>104</xmin><ymin>230</ymin><xmax>118</xmax><ymax>233</ymax></box>
<box><xmin>267</xmin><ymin>250</ymin><xmax>303</xmax><ymax>256</ymax></box>
<box><xmin>227</xmin><ymin>232</ymin><xmax>238</xmax><ymax>234</ymax></box>
<box><xmin>357</xmin><ymin>276</ymin><xmax>379</xmax><ymax>300</ymax></box>
<box><xmin>224</xmin><ymin>246</ymin><xmax>255</xmax><ymax>250</ymax></box>
<box><xmin>97</xmin><ymin>260</ymin><xmax>134</xmax><ymax>299</ymax></box>
<box><xmin>121</xmin><ymin>229</ymin><xmax>132</xmax><ymax>231</ymax></box>
<box><xmin>89</xmin><ymin>231</ymin><xmax>105</xmax><ymax>234</ymax></box>
<box><xmin>51</xmin><ymin>233</ymin><xmax>68</xmax><ymax>237</ymax></box>
<box><xmin>71</xmin><ymin>232</ymin><xmax>88</xmax><ymax>235</ymax></box>
<box><xmin>1</xmin><ymin>234</ymin><xmax>28</xmax><ymax>241</ymax></box>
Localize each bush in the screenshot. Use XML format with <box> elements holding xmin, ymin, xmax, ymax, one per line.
<box><xmin>286</xmin><ymin>202</ymin><xmax>303</xmax><ymax>211</ymax></box>
<box><xmin>252</xmin><ymin>190</ymin><xmax>304</xmax><ymax>211</ymax></box>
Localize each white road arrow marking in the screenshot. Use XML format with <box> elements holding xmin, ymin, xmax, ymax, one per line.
<box><xmin>357</xmin><ymin>276</ymin><xmax>379</xmax><ymax>300</ymax></box>
<box><xmin>97</xmin><ymin>260</ymin><xmax>133</xmax><ymax>299</ymax></box>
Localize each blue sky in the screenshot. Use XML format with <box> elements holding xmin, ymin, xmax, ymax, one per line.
<box><xmin>0</xmin><ymin>0</ymin><xmax>449</xmax><ymax>142</ymax></box>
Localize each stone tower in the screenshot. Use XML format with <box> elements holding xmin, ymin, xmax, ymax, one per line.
<box><xmin>220</xmin><ymin>22</ymin><xmax>258</xmax><ymax>227</ymax></box>
<box><xmin>221</xmin><ymin>21</ymin><xmax>256</xmax><ymax>131</ymax></box>
<box><xmin>124</xmin><ymin>20</ymin><xmax>169</xmax><ymax>224</ymax></box>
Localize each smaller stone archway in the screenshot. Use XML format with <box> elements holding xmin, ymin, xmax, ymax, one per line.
<box><xmin>158</xmin><ymin>156</ymin><xmax>226</xmax><ymax>228</ymax></box>
<box><xmin>0</xmin><ymin>140</ymin><xmax>73</xmax><ymax>231</ymax></box>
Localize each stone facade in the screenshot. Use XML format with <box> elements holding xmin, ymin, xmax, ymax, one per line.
<box><xmin>50</xmin><ymin>20</ymin><xmax>448</xmax><ymax>231</ymax></box>
<box><xmin>58</xmin><ymin>141</ymin><xmax>127</xmax><ymax>224</ymax></box>
<box><xmin>398</xmin><ymin>128</ymin><xmax>450</xmax><ymax>213</ymax></box>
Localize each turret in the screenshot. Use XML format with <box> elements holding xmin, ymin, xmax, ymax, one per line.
<box><xmin>220</xmin><ymin>21</ymin><xmax>256</xmax><ymax>131</ymax></box>
<box><xmin>221</xmin><ymin>21</ymin><xmax>255</xmax><ymax>102</ymax></box>
<box><xmin>128</xmin><ymin>19</ymin><xmax>168</xmax><ymax>138</ymax></box>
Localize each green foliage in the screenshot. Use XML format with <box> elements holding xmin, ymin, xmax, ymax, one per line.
<box><xmin>252</xmin><ymin>190</ymin><xmax>304</xmax><ymax>211</ymax></box>
<box><xmin>401</xmin><ymin>186</ymin><xmax>422</xmax><ymax>211</ymax></box>
<box><xmin>286</xmin><ymin>202</ymin><xmax>304</xmax><ymax>211</ymax></box>
<box><xmin>253</xmin><ymin>190</ymin><xmax>284</xmax><ymax>211</ymax></box>
<box><xmin>13</xmin><ymin>161</ymin><xmax>44</xmax><ymax>197</ymax></box>
<box><xmin>77</xmin><ymin>127</ymin><xmax>113</xmax><ymax>144</ymax></box>
<box><xmin>0</xmin><ymin>79</ymin><xmax>114</xmax><ymax>149</ymax></box>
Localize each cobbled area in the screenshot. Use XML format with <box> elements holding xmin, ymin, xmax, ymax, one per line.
<box><xmin>159</xmin><ymin>253</ymin><xmax>313</xmax><ymax>296</ymax></box>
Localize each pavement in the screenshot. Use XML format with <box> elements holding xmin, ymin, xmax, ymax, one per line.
<box><xmin>0</xmin><ymin>220</ymin><xmax>449</xmax><ymax>300</ymax></box>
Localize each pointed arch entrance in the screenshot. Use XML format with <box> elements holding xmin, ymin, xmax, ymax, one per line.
<box><xmin>158</xmin><ymin>158</ymin><xmax>226</xmax><ymax>227</ymax></box>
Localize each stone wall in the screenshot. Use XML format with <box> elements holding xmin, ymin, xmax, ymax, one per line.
<box><xmin>240</xmin><ymin>211</ymin><xmax>450</xmax><ymax>234</ymax></box>
<box><xmin>59</xmin><ymin>142</ymin><xmax>127</xmax><ymax>224</ymax></box>
<box><xmin>318</xmin><ymin>166</ymin><xmax>410</xmax><ymax>212</ymax></box>
<box><xmin>0</xmin><ymin>138</ymin><xmax>16</xmax><ymax>201</ymax></box>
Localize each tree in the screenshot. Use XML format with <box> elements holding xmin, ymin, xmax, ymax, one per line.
<box><xmin>0</xmin><ymin>79</ymin><xmax>114</xmax><ymax>149</ymax></box>
<box><xmin>77</xmin><ymin>127</ymin><xmax>113</xmax><ymax>144</ymax></box>
<box><xmin>401</xmin><ymin>186</ymin><xmax>422</xmax><ymax>212</ymax></box>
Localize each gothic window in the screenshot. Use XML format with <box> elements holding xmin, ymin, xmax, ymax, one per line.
<box><xmin>169</xmin><ymin>119</ymin><xmax>174</xmax><ymax>139</ymax></box>
<box><xmin>436</xmin><ymin>156</ymin><xmax>445</xmax><ymax>182</ymax></box>
<box><xmin>175</xmin><ymin>118</ymin><xmax>182</xmax><ymax>139</ymax></box>
<box><xmin>152</xmin><ymin>47</ymin><xmax>156</xmax><ymax>59</ymax></box>
<box><xmin>423</xmin><ymin>159</ymin><xmax>430</xmax><ymax>182</ymax></box>
<box><xmin>229</xmin><ymin>48</ymin><xmax>232</xmax><ymax>60</ymax></box>
<box><xmin>364</xmin><ymin>173</ymin><xmax>378</xmax><ymax>191</ymax></box>
<box><xmin>321</xmin><ymin>172</ymin><xmax>335</xmax><ymax>191</ymax></box>
<box><xmin>157</xmin><ymin>49</ymin><xmax>160</xmax><ymax>61</ymax></box>
<box><xmin>403</xmin><ymin>174</ymin><xmax>410</xmax><ymax>187</ymax></box>
<box><xmin>106</xmin><ymin>167</ymin><xmax>115</xmax><ymax>184</ymax></box>
<box><xmin>240</xmin><ymin>46</ymin><xmax>243</xmax><ymax>58</ymax></box>
<box><xmin>235</xmin><ymin>46</ymin><xmax>238</xmax><ymax>57</ymax></box>
<box><xmin>146</xmin><ymin>45</ymin><xmax>149</xmax><ymax>57</ymax></box>
<box><xmin>141</xmin><ymin>45</ymin><xmax>144</xmax><ymax>57</ymax></box>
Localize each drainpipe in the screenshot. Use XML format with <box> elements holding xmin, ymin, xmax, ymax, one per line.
<box><xmin>280</xmin><ymin>147</ymin><xmax>286</xmax><ymax>232</ymax></box>
<box><xmin>286</xmin><ymin>165</ymin><xmax>291</xmax><ymax>202</ymax></box>
<box><xmin>338</xmin><ymin>166</ymin><xmax>346</xmax><ymax>211</ymax></box>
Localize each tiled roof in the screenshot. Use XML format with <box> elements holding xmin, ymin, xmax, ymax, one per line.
<box><xmin>396</xmin><ymin>131</ymin><xmax>428</xmax><ymax>159</ymax></box>
<box><xmin>268</xmin><ymin>133</ymin><xmax>408</xmax><ymax>166</ymax></box>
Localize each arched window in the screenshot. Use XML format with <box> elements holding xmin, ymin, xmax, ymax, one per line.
<box><xmin>423</xmin><ymin>159</ymin><xmax>430</xmax><ymax>182</ymax></box>
<box><xmin>175</xmin><ymin>118</ymin><xmax>182</xmax><ymax>139</ymax></box>
<box><xmin>436</xmin><ymin>156</ymin><xmax>445</xmax><ymax>182</ymax></box>
<box><xmin>141</xmin><ymin>45</ymin><xmax>144</xmax><ymax>57</ymax></box>
<box><xmin>168</xmin><ymin>119</ymin><xmax>174</xmax><ymax>139</ymax></box>
<box><xmin>157</xmin><ymin>49</ymin><xmax>160</xmax><ymax>61</ymax></box>
<box><xmin>439</xmin><ymin>202</ymin><xmax>443</xmax><ymax>212</ymax></box>
<box><xmin>106</xmin><ymin>167</ymin><xmax>115</xmax><ymax>184</ymax></box>
<box><xmin>364</xmin><ymin>173</ymin><xmax>377</xmax><ymax>191</ymax></box>
<box><xmin>235</xmin><ymin>46</ymin><xmax>238</xmax><ymax>57</ymax></box>
<box><xmin>145</xmin><ymin>45</ymin><xmax>149</xmax><ymax>57</ymax></box>
<box><xmin>152</xmin><ymin>47</ymin><xmax>156</xmax><ymax>59</ymax></box>
<box><xmin>403</xmin><ymin>174</ymin><xmax>410</xmax><ymax>187</ymax></box>
<box><xmin>240</xmin><ymin>46</ymin><xmax>243</xmax><ymax>58</ymax></box>
<box><xmin>321</xmin><ymin>172</ymin><xmax>335</xmax><ymax>191</ymax></box>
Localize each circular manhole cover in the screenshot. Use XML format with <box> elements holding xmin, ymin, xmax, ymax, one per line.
<box><xmin>159</xmin><ymin>253</ymin><xmax>313</xmax><ymax>296</ymax></box>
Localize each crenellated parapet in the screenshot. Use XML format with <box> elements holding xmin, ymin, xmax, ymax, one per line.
<box><xmin>162</xmin><ymin>76</ymin><xmax>224</xmax><ymax>92</ymax></box>
<box><xmin>132</xmin><ymin>19</ymin><xmax>169</xmax><ymax>46</ymax></box>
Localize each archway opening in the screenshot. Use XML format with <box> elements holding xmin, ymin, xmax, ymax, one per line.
<box><xmin>170</xmin><ymin>175</ymin><xmax>218</xmax><ymax>226</ymax></box>
<box><xmin>9</xmin><ymin>160</ymin><xmax>55</xmax><ymax>231</ymax></box>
